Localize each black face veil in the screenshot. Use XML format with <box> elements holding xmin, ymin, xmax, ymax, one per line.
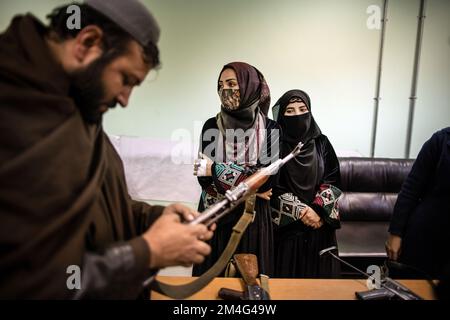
<box><xmin>272</xmin><ymin>90</ymin><xmax>323</xmax><ymax>202</ymax></box>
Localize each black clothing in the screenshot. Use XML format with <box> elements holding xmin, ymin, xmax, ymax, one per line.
<box><xmin>272</xmin><ymin>90</ymin><xmax>323</xmax><ymax>203</ymax></box>
<box><xmin>389</xmin><ymin>127</ymin><xmax>450</xmax><ymax>279</ymax></box>
<box><xmin>272</xmin><ymin>135</ymin><xmax>341</xmax><ymax>278</ymax></box>
<box><xmin>271</xmin><ymin>89</ymin><xmax>341</xmax><ymax>278</ymax></box>
<box><xmin>192</xmin><ymin>117</ymin><xmax>280</xmax><ymax>277</ymax></box>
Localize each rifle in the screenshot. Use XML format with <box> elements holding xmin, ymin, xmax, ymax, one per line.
<box><xmin>189</xmin><ymin>142</ymin><xmax>303</xmax><ymax>227</ymax></box>
<box><xmin>218</xmin><ymin>254</ymin><xmax>271</xmax><ymax>300</ymax></box>
<box><xmin>146</xmin><ymin>142</ymin><xmax>303</xmax><ymax>298</ymax></box>
<box><xmin>319</xmin><ymin>246</ymin><xmax>424</xmax><ymax>300</ymax></box>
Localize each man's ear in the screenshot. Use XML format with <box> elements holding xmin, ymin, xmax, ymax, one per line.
<box><xmin>73</xmin><ymin>25</ymin><xmax>104</xmax><ymax>66</ymax></box>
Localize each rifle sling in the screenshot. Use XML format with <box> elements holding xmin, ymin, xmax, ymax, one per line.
<box><xmin>151</xmin><ymin>195</ymin><xmax>257</xmax><ymax>299</ymax></box>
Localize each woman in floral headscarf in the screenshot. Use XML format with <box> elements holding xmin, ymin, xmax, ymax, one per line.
<box><xmin>192</xmin><ymin>62</ymin><xmax>280</xmax><ymax>277</ymax></box>
<box><xmin>270</xmin><ymin>89</ymin><xmax>342</xmax><ymax>278</ymax></box>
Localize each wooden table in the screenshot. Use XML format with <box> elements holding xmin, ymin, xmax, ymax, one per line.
<box><xmin>152</xmin><ymin>276</ymin><xmax>436</xmax><ymax>300</ymax></box>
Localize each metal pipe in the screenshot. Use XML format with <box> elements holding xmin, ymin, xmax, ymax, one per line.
<box><xmin>370</xmin><ymin>0</ymin><xmax>389</xmax><ymax>157</ymax></box>
<box><xmin>405</xmin><ymin>0</ymin><xmax>427</xmax><ymax>158</ymax></box>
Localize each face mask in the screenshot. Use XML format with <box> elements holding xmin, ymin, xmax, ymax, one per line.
<box><xmin>219</xmin><ymin>88</ymin><xmax>240</xmax><ymax>111</ymax></box>
<box><xmin>283</xmin><ymin>113</ymin><xmax>311</xmax><ymax>142</ymax></box>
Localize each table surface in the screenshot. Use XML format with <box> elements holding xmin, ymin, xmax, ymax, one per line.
<box><xmin>151</xmin><ymin>276</ymin><xmax>436</xmax><ymax>300</ymax></box>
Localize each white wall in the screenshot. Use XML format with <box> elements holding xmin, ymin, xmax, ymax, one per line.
<box><xmin>1</xmin><ymin>0</ymin><xmax>449</xmax><ymax>158</ymax></box>
<box><xmin>376</xmin><ymin>0</ymin><xmax>450</xmax><ymax>157</ymax></box>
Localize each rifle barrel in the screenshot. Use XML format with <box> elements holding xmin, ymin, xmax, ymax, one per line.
<box><xmin>189</xmin><ymin>142</ymin><xmax>304</xmax><ymax>226</ymax></box>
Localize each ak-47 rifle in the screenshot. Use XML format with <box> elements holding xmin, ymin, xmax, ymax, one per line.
<box><xmin>319</xmin><ymin>246</ymin><xmax>424</xmax><ymax>300</ymax></box>
<box><xmin>145</xmin><ymin>143</ymin><xmax>303</xmax><ymax>298</ymax></box>
<box><xmin>218</xmin><ymin>254</ymin><xmax>271</xmax><ymax>300</ymax></box>
<box><xmin>189</xmin><ymin>142</ymin><xmax>303</xmax><ymax>227</ymax></box>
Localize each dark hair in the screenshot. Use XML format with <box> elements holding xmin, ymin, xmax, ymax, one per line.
<box><xmin>46</xmin><ymin>3</ymin><xmax>160</xmax><ymax>68</ymax></box>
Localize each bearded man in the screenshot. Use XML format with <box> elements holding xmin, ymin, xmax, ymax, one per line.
<box><xmin>0</xmin><ymin>0</ymin><xmax>213</xmax><ymax>299</ymax></box>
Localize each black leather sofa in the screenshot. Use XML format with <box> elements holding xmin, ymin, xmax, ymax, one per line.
<box><xmin>336</xmin><ymin>157</ymin><xmax>414</xmax><ymax>275</ymax></box>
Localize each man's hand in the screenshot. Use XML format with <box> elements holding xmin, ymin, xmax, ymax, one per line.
<box><xmin>142</xmin><ymin>203</ymin><xmax>215</xmax><ymax>268</ymax></box>
<box><xmin>385</xmin><ymin>234</ymin><xmax>402</xmax><ymax>261</ymax></box>
<box><xmin>162</xmin><ymin>203</ymin><xmax>216</xmax><ymax>239</ymax></box>
<box><xmin>300</xmin><ymin>206</ymin><xmax>323</xmax><ymax>229</ymax></box>
<box><xmin>256</xmin><ymin>188</ymin><xmax>272</xmax><ymax>201</ymax></box>
<box><xmin>162</xmin><ymin>203</ymin><xmax>197</xmax><ymax>222</ymax></box>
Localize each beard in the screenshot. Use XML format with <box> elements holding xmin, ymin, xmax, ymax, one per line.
<box><xmin>68</xmin><ymin>55</ymin><xmax>117</xmax><ymax>124</ymax></box>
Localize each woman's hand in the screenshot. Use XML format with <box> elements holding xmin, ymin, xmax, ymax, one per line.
<box><xmin>300</xmin><ymin>206</ymin><xmax>323</xmax><ymax>229</ymax></box>
<box><xmin>193</xmin><ymin>153</ymin><xmax>213</xmax><ymax>177</ymax></box>
<box><xmin>256</xmin><ymin>188</ymin><xmax>272</xmax><ymax>201</ymax></box>
<box><xmin>385</xmin><ymin>234</ymin><xmax>402</xmax><ymax>261</ymax></box>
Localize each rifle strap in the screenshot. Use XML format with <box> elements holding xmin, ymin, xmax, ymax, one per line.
<box><xmin>150</xmin><ymin>194</ymin><xmax>257</xmax><ymax>299</ymax></box>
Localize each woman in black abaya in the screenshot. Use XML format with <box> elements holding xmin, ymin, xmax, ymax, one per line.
<box><xmin>271</xmin><ymin>90</ymin><xmax>342</xmax><ymax>278</ymax></box>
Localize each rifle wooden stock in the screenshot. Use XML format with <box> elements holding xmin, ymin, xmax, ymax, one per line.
<box><xmin>189</xmin><ymin>142</ymin><xmax>303</xmax><ymax>226</ymax></box>
<box><xmin>243</xmin><ymin>170</ymin><xmax>270</xmax><ymax>193</ymax></box>
<box><xmin>234</xmin><ymin>254</ymin><xmax>259</xmax><ymax>286</ymax></box>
